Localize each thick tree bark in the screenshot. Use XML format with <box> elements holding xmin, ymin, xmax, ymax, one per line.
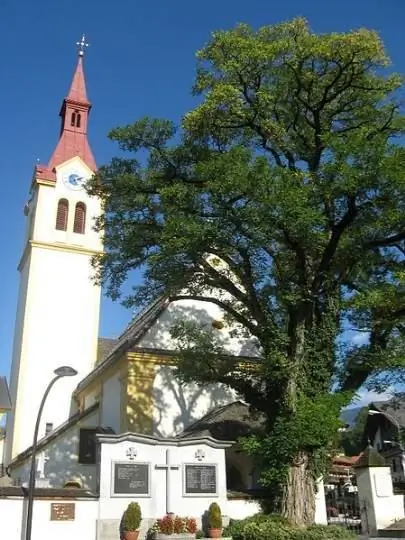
<box><xmin>281</xmin><ymin>452</ymin><xmax>316</xmax><ymax>526</ymax></box>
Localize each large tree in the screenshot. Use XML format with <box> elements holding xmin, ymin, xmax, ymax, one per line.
<box><xmin>88</xmin><ymin>18</ymin><xmax>405</xmax><ymax>525</ymax></box>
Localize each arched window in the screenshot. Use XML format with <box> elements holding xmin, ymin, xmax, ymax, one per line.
<box><xmin>55</xmin><ymin>199</ymin><xmax>69</xmax><ymax>231</ymax></box>
<box><xmin>70</xmin><ymin>110</ymin><xmax>81</xmax><ymax>128</ymax></box>
<box><xmin>73</xmin><ymin>202</ymin><xmax>86</xmax><ymax>234</ymax></box>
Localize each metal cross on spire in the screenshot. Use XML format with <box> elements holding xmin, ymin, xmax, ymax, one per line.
<box><xmin>76</xmin><ymin>34</ymin><xmax>89</xmax><ymax>57</ymax></box>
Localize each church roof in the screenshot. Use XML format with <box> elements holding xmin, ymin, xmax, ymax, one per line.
<box><xmin>75</xmin><ymin>296</ymin><xmax>169</xmax><ymax>394</ymax></box>
<box><xmin>176</xmin><ymin>400</ymin><xmax>266</xmax><ymax>442</ymax></box>
<box><xmin>97</xmin><ymin>337</ymin><xmax>118</xmax><ymax>366</ymax></box>
<box><xmin>8</xmin><ymin>403</ymin><xmax>100</xmax><ymax>469</ymax></box>
<box><xmin>369</xmin><ymin>394</ymin><xmax>405</xmax><ymax>428</ymax></box>
<box><xmin>34</xmin><ymin>39</ymin><xmax>96</xmax><ymax>183</ymax></box>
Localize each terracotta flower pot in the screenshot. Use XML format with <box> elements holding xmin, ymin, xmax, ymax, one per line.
<box><xmin>208</xmin><ymin>529</ymin><xmax>221</xmax><ymax>538</ymax></box>
<box><xmin>123</xmin><ymin>530</ymin><xmax>140</xmax><ymax>540</ymax></box>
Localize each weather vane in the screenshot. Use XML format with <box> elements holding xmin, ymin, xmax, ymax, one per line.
<box><xmin>76</xmin><ymin>34</ymin><xmax>89</xmax><ymax>57</ymax></box>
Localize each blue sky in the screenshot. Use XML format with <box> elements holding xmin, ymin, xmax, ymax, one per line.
<box><xmin>0</xmin><ymin>0</ymin><xmax>404</xmax><ymax>391</ymax></box>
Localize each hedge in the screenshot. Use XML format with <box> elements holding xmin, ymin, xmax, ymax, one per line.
<box><xmin>222</xmin><ymin>514</ymin><xmax>357</xmax><ymax>540</ymax></box>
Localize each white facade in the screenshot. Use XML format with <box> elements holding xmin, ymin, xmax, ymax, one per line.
<box><xmin>152</xmin><ymin>365</ymin><xmax>236</xmax><ymax>437</ymax></box>
<box><xmin>10</xmin><ymin>407</ymin><xmax>99</xmax><ymax>490</ymax></box>
<box><xmin>356</xmin><ymin>465</ymin><xmax>405</xmax><ymax>534</ymax></box>
<box><xmin>98</xmin><ymin>433</ymin><xmax>231</xmax><ymax>521</ymax></box>
<box><xmin>0</xmin><ymin>496</ymin><xmax>98</xmax><ymax>540</ymax></box>
<box><xmin>100</xmin><ymin>373</ymin><xmax>122</xmax><ymax>434</ymax></box>
<box><xmin>4</xmin><ymin>155</ymin><xmax>102</xmax><ymax>463</ymax></box>
<box><xmin>138</xmin><ymin>297</ymin><xmax>259</xmax><ymax>357</ymax></box>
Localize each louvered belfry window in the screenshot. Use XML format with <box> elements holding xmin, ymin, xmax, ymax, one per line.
<box><xmin>73</xmin><ymin>202</ymin><xmax>86</xmax><ymax>234</ymax></box>
<box><xmin>55</xmin><ymin>199</ymin><xmax>69</xmax><ymax>231</ymax></box>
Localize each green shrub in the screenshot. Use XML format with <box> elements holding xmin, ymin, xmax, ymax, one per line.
<box><xmin>208</xmin><ymin>502</ymin><xmax>222</xmax><ymax>529</ymax></box>
<box><xmin>291</xmin><ymin>525</ymin><xmax>356</xmax><ymax>540</ymax></box>
<box><xmin>196</xmin><ymin>530</ymin><xmax>204</xmax><ymax>539</ymax></box>
<box><xmin>222</xmin><ymin>515</ymin><xmax>356</xmax><ymax>540</ymax></box>
<box><xmin>223</xmin><ymin>514</ymin><xmax>291</xmax><ymax>540</ymax></box>
<box><xmin>122</xmin><ymin>502</ymin><xmax>142</xmax><ymax>531</ymax></box>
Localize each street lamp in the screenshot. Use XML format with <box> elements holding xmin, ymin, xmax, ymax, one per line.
<box><xmin>368</xmin><ymin>409</ymin><xmax>405</xmax><ymax>476</ymax></box>
<box><xmin>25</xmin><ymin>366</ymin><xmax>77</xmax><ymax>540</ymax></box>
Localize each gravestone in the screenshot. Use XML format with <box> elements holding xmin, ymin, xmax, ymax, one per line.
<box><xmin>96</xmin><ymin>432</ymin><xmax>233</xmax><ymax>540</ymax></box>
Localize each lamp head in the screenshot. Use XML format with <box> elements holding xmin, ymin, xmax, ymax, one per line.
<box><xmin>54</xmin><ymin>366</ymin><xmax>78</xmax><ymax>378</ymax></box>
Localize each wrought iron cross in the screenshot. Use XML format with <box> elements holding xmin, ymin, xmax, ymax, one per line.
<box><xmin>195</xmin><ymin>449</ymin><xmax>205</xmax><ymax>462</ymax></box>
<box><xmin>76</xmin><ymin>34</ymin><xmax>89</xmax><ymax>57</ymax></box>
<box><xmin>126</xmin><ymin>447</ymin><xmax>137</xmax><ymax>460</ymax></box>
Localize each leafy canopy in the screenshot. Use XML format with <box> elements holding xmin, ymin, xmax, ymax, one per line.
<box><xmin>88</xmin><ymin>18</ymin><xmax>405</xmax><ymax>519</ymax></box>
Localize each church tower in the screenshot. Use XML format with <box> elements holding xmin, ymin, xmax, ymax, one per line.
<box><xmin>3</xmin><ymin>37</ymin><xmax>102</xmax><ymax>464</ymax></box>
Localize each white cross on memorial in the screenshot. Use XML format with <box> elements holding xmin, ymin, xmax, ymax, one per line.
<box><xmin>126</xmin><ymin>447</ymin><xmax>137</xmax><ymax>460</ymax></box>
<box><xmin>155</xmin><ymin>448</ymin><xmax>180</xmax><ymax>514</ymax></box>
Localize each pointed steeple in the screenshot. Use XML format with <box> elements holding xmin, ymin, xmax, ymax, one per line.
<box><xmin>67</xmin><ymin>55</ymin><xmax>89</xmax><ymax>104</ymax></box>
<box><xmin>46</xmin><ymin>35</ymin><xmax>96</xmax><ymax>172</ymax></box>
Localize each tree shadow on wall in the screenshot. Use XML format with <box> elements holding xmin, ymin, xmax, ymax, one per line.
<box><xmin>127</xmin><ymin>299</ymin><xmax>258</xmax><ymax>437</ymax></box>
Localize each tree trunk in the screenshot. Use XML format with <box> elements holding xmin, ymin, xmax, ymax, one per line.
<box><xmin>281</xmin><ymin>452</ymin><xmax>315</xmax><ymax>527</ymax></box>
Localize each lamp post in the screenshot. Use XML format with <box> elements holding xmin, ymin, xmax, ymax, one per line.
<box><xmin>25</xmin><ymin>366</ymin><xmax>77</xmax><ymax>540</ymax></box>
<box><xmin>368</xmin><ymin>409</ymin><xmax>405</xmax><ymax>477</ymax></box>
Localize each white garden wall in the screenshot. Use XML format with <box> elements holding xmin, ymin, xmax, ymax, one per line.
<box><xmin>0</xmin><ymin>495</ymin><xmax>98</xmax><ymax>540</ymax></box>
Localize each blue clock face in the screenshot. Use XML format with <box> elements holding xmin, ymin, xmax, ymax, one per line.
<box><xmin>63</xmin><ymin>170</ymin><xmax>86</xmax><ymax>190</ymax></box>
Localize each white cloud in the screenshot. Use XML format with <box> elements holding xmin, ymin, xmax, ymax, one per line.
<box><xmin>351</xmin><ymin>332</ymin><xmax>370</xmax><ymax>346</ymax></box>
<box><xmin>350</xmin><ymin>386</ymin><xmax>395</xmax><ymax>407</ymax></box>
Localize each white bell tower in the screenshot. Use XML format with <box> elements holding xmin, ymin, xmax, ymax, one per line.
<box><xmin>3</xmin><ymin>37</ymin><xmax>103</xmax><ymax>464</ymax></box>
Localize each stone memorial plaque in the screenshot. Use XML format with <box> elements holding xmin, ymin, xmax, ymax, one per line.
<box><xmin>184</xmin><ymin>464</ymin><xmax>217</xmax><ymax>495</ymax></box>
<box><xmin>112</xmin><ymin>461</ymin><xmax>150</xmax><ymax>496</ymax></box>
<box><xmin>374</xmin><ymin>471</ymin><xmax>392</xmax><ymax>498</ymax></box>
<box><xmin>50</xmin><ymin>502</ymin><xmax>75</xmax><ymax>521</ymax></box>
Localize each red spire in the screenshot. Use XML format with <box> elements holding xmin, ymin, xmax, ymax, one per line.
<box><xmin>67</xmin><ymin>55</ymin><xmax>89</xmax><ymax>103</ymax></box>
<box><xmin>47</xmin><ymin>36</ymin><xmax>96</xmax><ymax>172</ymax></box>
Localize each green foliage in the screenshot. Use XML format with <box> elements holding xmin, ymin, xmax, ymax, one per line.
<box><xmin>223</xmin><ymin>515</ymin><xmax>356</xmax><ymax>540</ymax></box>
<box><xmin>88</xmin><ymin>17</ymin><xmax>405</xmax><ymax>524</ymax></box>
<box><xmin>196</xmin><ymin>530</ymin><xmax>204</xmax><ymax>539</ymax></box>
<box><xmin>291</xmin><ymin>525</ymin><xmax>356</xmax><ymax>540</ymax></box>
<box><xmin>122</xmin><ymin>502</ymin><xmax>142</xmax><ymax>531</ymax></box>
<box><xmin>339</xmin><ymin>407</ymin><xmax>369</xmax><ymax>456</ymax></box>
<box><xmin>208</xmin><ymin>502</ymin><xmax>222</xmax><ymax>529</ymax></box>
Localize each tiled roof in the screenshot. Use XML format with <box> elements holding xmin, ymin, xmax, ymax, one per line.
<box><xmin>370</xmin><ymin>394</ymin><xmax>405</xmax><ymax>428</ymax></box>
<box><xmin>75</xmin><ymin>296</ymin><xmax>169</xmax><ymax>394</ymax></box>
<box><xmin>177</xmin><ymin>400</ymin><xmax>266</xmax><ymax>442</ymax></box>
<box><xmin>8</xmin><ymin>403</ymin><xmax>101</xmax><ymax>468</ymax></box>
<box><xmin>96</xmin><ymin>337</ymin><xmax>118</xmax><ymax>366</ymax></box>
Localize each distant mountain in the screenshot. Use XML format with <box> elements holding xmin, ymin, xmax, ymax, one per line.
<box><xmin>340</xmin><ymin>406</ymin><xmax>363</xmax><ymax>427</ymax></box>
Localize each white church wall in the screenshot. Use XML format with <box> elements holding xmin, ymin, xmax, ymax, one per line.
<box><xmin>101</xmin><ymin>373</ymin><xmax>122</xmax><ymax>433</ymax></box>
<box><xmin>226</xmin><ymin>498</ymin><xmax>261</xmax><ymax>519</ymax></box>
<box><xmin>7</xmin><ymin>244</ymin><xmax>101</xmax><ymax>458</ymax></box>
<box><xmin>152</xmin><ymin>365</ymin><xmax>236</xmax><ymax>437</ymax></box>
<box><xmin>35</xmin><ymin>157</ymin><xmax>103</xmax><ymax>252</ymax></box>
<box><xmin>4</xmin><ymin>253</ymin><xmax>31</xmax><ymax>464</ymax></box>
<box><xmin>5</xmin><ymin>155</ymin><xmax>103</xmax><ymax>463</ymax></box>
<box><xmin>10</xmin><ymin>409</ymin><xmax>99</xmax><ymax>490</ymax></box>
<box><xmin>138</xmin><ymin>298</ymin><xmax>259</xmax><ymax>357</ymax></box>
<box><xmin>0</xmin><ymin>496</ymin><xmax>98</xmax><ymax>540</ymax></box>
<box><xmin>84</xmin><ymin>389</ymin><xmax>101</xmax><ymax>409</ymax></box>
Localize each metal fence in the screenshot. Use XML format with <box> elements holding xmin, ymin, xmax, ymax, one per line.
<box><xmin>325</xmin><ymin>488</ymin><xmax>366</xmax><ymax>534</ymax></box>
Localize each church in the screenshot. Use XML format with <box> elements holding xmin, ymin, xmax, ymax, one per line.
<box><xmin>0</xmin><ymin>39</ymin><xmax>263</xmax><ymax>493</ymax></box>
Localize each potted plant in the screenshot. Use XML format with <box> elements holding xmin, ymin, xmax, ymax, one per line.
<box><xmin>121</xmin><ymin>502</ymin><xmax>142</xmax><ymax>540</ymax></box>
<box><xmin>207</xmin><ymin>503</ymin><xmax>222</xmax><ymax>538</ymax></box>
<box><xmin>153</xmin><ymin>515</ymin><xmax>197</xmax><ymax>539</ymax></box>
